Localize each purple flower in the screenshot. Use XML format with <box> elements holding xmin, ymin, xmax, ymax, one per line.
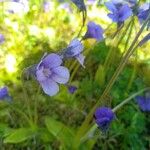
<box><xmin>136</xmin><ymin>93</ymin><xmax>150</xmax><ymax>111</ymax></box>
<box><xmin>59</xmin><ymin>2</ymin><xmax>72</xmax><ymax>13</ymax></box>
<box><xmin>71</xmin><ymin>0</ymin><xmax>86</xmax><ymax>11</ymax></box>
<box><xmin>64</xmin><ymin>38</ymin><xmax>85</xmax><ymax>67</ymax></box>
<box><xmin>68</xmin><ymin>85</ymin><xmax>77</xmax><ymax>94</ymax></box>
<box><xmin>0</xmin><ymin>87</ymin><xmax>12</xmax><ymax>102</ymax></box>
<box><xmin>105</xmin><ymin>1</ymin><xmax>132</xmax><ymax>23</ymax></box>
<box><xmin>94</xmin><ymin>107</ymin><xmax>115</xmax><ymax>131</ymax></box>
<box><xmin>138</xmin><ymin>3</ymin><xmax>150</xmax><ymax>25</ymax></box>
<box><xmin>36</xmin><ymin>53</ymin><xmax>70</xmax><ymax>96</ymax></box>
<box><xmin>0</xmin><ymin>34</ymin><xmax>4</xmax><ymax>44</ymax></box>
<box><xmin>83</xmin><ymin>21</ymin><xmax>104</xmax><ymax>41</ymax></box>
<box><xmin>43</xmin><ymin>1</ymin><xmax>51</xmax><ymax>12</ymax></box>
<box><xmin>0</xmin><ymin>87</ymin><xmax>9</xmax><ymax>100</ymax></box>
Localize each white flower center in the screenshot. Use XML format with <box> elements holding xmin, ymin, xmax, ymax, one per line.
<box><xmin>43</xmin><ymin>68</ymin><xmax>52</xmax><ymax>77</ymax></box>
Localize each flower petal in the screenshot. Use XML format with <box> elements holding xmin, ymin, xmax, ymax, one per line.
<box><xmin>0</xmin><ymin>87</ymin><xmax>8</xmax><ymax>99</ymax></box>
<box><xmin>66</xmin><ymin>38</ymin><xmax>84</xmax><ymax>57</ymax></box>
<box><xmin>75</xmin><ymin>54</ymin><xmax>85</xmax><ymax>68</ymax></box>
<box><xmin>40</xmin><ymin>53</ymin><xmax>62</xmax><ymax>69</ymax></box>
<box><xmin>52</xmin><ymin>66</ymin><xmax>70</xmax><ymax>84</ymax></box>
<box><xmin>36</xmin><ymin>67</ymin><xmax>47</xmax><ymax>81</ymax></box>
<box><xmin>40</xmin><ymin>79</ymin><xmax>59</xmax><ymax>96</ymax></box>
<box><xmin>119</xmin><ymin>4</ymin><xmax>132</xmax><ymax>22</ymax></box>
<box><xmin>107</xmin><ymin>13</ymin><xmax>119</xmax><ymax>22</ymax></box>
<box><xmin>84</xmin><ymin>21</ymin><xmax>104</xmax><ymax>41</ymax></box>
<box><xmin>105</xmin><ymin>2</ymin><xmax>117</xmax><ymax>13</ymax></box>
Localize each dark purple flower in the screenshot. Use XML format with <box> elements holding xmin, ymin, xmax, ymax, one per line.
<box><xmin>0</xmin><ymin>87</ymin><xmax>12</xmax><ymax>102</ymax></box>
<box><xmin>71</xmin><ymin>0</ymin><xmax>86</xmax><ymax>11</ymax></box>
<box><xmin>94</xmin><ymin>107</ymin><xmax>115</xmax><ymax>131</ymax></box>
<box><xmin>0</xmin><ymin>87</ymin><xmax>9</xmax><ymax>100</ymax></box>
<box><xmin>0</xmin><ymin>34</ymin><xmax>4</xmax><ymax>44</ymax></box>
<box><xmin>138</xmin><ymin>3</ymin><xmax>150</xmax><ymax>26</ymax></box>
<box><xmin>136</xmin><ymin>93</ymin><xmax>150</xmax><ymax>111</ymax></box>
<box><xmin>36</xmin><ymin>53</ymin><xmax>70</xmax><ymax>96</ymax></box>
<box><xmin>105</xmin><ymin>1</ymin><xmax>132</xmax><ymax>23</ymax></box>
<box><xmin>63</xmin><ymin>38</ymin><xmax>85</xmax><ymax>67</ymax></box>
<box><xmin>83</xmin><ymin>21</ymin><xmax>104</xmax><ymax>41</ymax></box>
<box><xmin>68</xmin><ymin>85</ymin><xmax>77</xmax><ymax>94</ymax></box>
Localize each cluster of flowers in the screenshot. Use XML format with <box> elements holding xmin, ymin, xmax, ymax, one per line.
<box><xmin>1</xmin><ymin>0</ymin><xmax>150</xmax><ymax>132</ymax></box>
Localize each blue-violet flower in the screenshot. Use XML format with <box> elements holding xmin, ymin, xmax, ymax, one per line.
<box><xmin>0</xmin><ymin>87</ymin><xmax>9</xmax><ymax>100</ymax></box>
<box><xmin>64</xmin><ymin>38</ymin><xmax>85</xmax><ymax>67</ymax></box>
<box><xmin>36</xmin><ymin>53</ymin><xmax>70</xmax><ymax>96</ymax></box>
<box><xmin>136</xmin><ymin>93</ymin><xmax>150</xmax><ymax>111</ymax></box>
<box><xmin>138</xmin><ymin>3</ymin><xmax>150</xmax><ymax>26</ymax></box>
<box><xmin>94</xmin><ymin>107</ymin><xmax>115</xmax><ymax>131</ymax></box>
<box><xmin>105</xmin><ymin>1</ymin><xmax>132</xmax><ymax>23</ymax></box>
<box><xmin>83</xmin><ymin>21</ymin><xmax>104</xmax><ymax>41</ymax></box>
<box><xmin>68</xmin><ymin>85</ymin><xmax>77</xmax><ymax>94</ymax></box>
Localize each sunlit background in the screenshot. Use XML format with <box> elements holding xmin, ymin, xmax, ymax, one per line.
<box><xmin>1</xmin><ymin>0</ymin><xmax>149</xmax><ymax>82</ymax></box>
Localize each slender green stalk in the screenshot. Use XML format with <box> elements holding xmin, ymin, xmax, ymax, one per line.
<box><xmin>112</xmin><ymin>87</ymin><xmax>149</xmax><ymax>112</ymax></box>
<box><xmin>77</xmin><ymin>10</ymin><xmax>87</xmax><ymax>38</ymax></box>
<box><xmin>21</xmin><ymin>80</ymin><xmax>33</xmax><ymax>121</ymax></box>
<box><xmin>20</xmin><ymin>71</ymin><xmax>33</xmax><ymax>122</ymax></box>
<box><xmin>104</xmin><ymin>20</ymin><xmax>133</xmax><ymax>71</ymax></box>
<box><xmin>34</xmin><ymin>85</ymin><xmax>41</xmax><ymax>124</ymax></box>
<box><xmin>124</xmin><ymin>20</ymin><xmax>135</xmax><ymax>51</ymax></box>
<box><xmin>73</xmin><ymin>13</ymin><xmax>150</xmax><ymax>149</ymax></box>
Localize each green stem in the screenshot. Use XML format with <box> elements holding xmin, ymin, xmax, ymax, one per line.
<box><xmin>112</xmin><ymin>87</ymin><xmax>149</xmax><ymax>112</ymax></box>
<box><xmin>74</xmin><ymin>13</ymin><xmax>150</xmax><ymax>149</ymax></box>
<box><xmin>34</xmin><ymin>86</ymin><xmax>41</xmax><ymax>124</ymax></box>
<box><xmin>124</xmin><ymin>20</ymin><xmax>135</xmax><ymax>51</ymax></box>
<box><xmin>21</xmin><ymin>81</ymin><xmax>32</xmax><ymax>121</ymax></box>
<box><xmin>104</xmin><ymin>20</ymin><xmax>133</xmax><ymax>71</ymax></box>
<box><xmin>20</xmin><ymin>71</ymin><xmax>33</xmax><ymax>122</ymax></box>
<box><xmin>77</xmin><ymin>10</ymin><xmax>87</xmax><ymax>38</ymax></box>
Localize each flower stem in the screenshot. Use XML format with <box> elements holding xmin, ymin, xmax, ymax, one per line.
<box><xmin>77</xmin><ymin>10</ymin><xmax>87</xmax><ymax>38</ymax></box>
<box><xmin>112</xmin><ymin>87</ymin><xmax>149</xmax><ymax>112</ymax></box>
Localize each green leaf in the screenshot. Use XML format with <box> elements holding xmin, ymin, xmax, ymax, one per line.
<box><xmin>4</xmin><ymin>128</ymin><xmax>36</xmax><ymax>143</ymax></box>
<box><xmin>45</xmin><ymin>117</ymin><xmax>74</xmax><ymax>149</ymax></box>
<box><xmin>38</xmin><ymin>128</ymin><xmax>54</xmax><ymax>142</ymax></box>
<box><xmin>95</xmin><ymin>65</ymin><xmax>105</xmax><ymax>86</ymax></box>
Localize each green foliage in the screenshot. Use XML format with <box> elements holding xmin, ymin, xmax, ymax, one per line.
<box><xmin>4</xmin><ymin>128</ymin><xmax>36</xmax><ymax>144</ymax></box>
<box><xmin>45</xmin><ymin>117</ymin><xmax>74</xmax><ymax>149</ymax></box>
<box><xmin>95</xmin><ymin>64</ymin><xmax>105</xmax><ymax>87</ymax></box>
